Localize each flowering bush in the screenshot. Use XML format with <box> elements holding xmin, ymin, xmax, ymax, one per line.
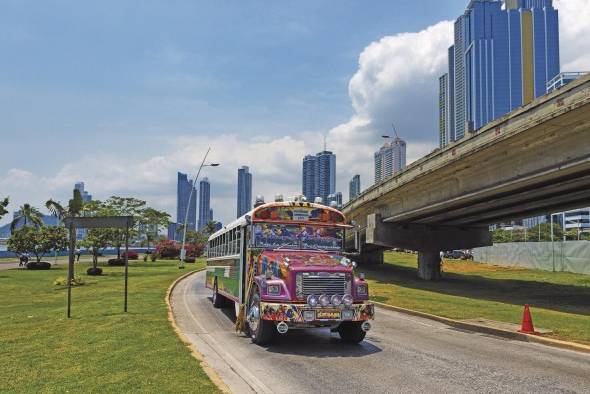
<box><xmin>121</xmin><ymin>250</ymin><xmax>139</xmax><ymax>260</ymax></box>
<box><xmin>155</xmin><ymin>240</ymin><xmax>180</xmax><ymax>259</ymax></box>
<box><xmin>185</xmin><ymin>243</ymin><xmax>205</xmax><ymax>258</ymax></box>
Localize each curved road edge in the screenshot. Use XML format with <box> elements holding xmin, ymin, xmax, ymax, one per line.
<box><xmin>166</xmin><ymin>268</ymin><xmax>232</xmax><ymax>394</ymax></box>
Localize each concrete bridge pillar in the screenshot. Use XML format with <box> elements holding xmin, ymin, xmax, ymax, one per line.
<box><xmin>417</xmin><ymin>251</ymin><xmax>442</xmax><ymax>281</ymax></box>
<box><xmin>356</xmin><ymin>249</ymin><xmax>384</xmax><ymax>265</ymax></box>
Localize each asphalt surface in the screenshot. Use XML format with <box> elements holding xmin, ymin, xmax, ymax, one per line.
<box><xmin>0</xmin><ymin>262</ymin><xmax>21</xmax><ymax>271</ymax></box>
<box><xmin>171</xmin><ymin>270</ymin><xmax>590</xmax><ymax>394</ymax></box>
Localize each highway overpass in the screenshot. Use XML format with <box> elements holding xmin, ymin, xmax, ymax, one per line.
<box><xmin>343</xmin><ymin>73</ymin><xmax>590</xmax><ymax>279</ymax></box>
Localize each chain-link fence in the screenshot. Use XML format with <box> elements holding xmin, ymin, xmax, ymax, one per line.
<box><xmin>473</xmin><ymin>241</ymin><xmax>590</xmax><ymax>275</ymax></box>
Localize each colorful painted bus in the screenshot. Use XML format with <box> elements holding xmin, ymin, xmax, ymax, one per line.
<box><xmin>205</xmin><ymin>199</ymin><xmax>374</xmax><ymax>345</ymax></box>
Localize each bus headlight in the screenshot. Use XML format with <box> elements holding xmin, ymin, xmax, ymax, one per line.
<box><xmin>356</xmin><ymin>284</ymin><xmax>367</xmax><ymax>296</ymax></box>
<box><xmin>267</xmin><ymin>284</ymin><xmax>281</xmax><ymax>295</ymax></box>
<box><xmin>331</xmin><ymin>294</ymin><xmax>342</xmax><ymax>307</ymax></box>
<box><xmin>319</xmin><ymin>294</ymin><xmax>330</xmax><ymax>307</ymax></box>
<box><xmin>342</xmin><ymin>294</ymin><xmax>353</xmax><ymax>307</ymax></box>
<box><xmin>307</xmin><ymin>294</ymin><xmax>319</xmax><ymax>308</ymax></box>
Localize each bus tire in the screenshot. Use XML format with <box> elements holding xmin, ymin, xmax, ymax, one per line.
<box><xmin>248</xmin><ymin>290</ymin><xmax>274</xmax><ymax>345</ymax></box>
<box><xmin>338</xmin><ymin>321</ymin><xmax>366</xmax><ymax>343</ymax></box>
<box><xmin>212</xmin><ymin>280</ymin><xmax>225</xmax><ymax>308</ymax></box>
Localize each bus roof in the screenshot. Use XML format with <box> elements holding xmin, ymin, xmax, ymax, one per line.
<box><xmin>208</xmin><ymin>201</ymin><xmax>347</xmax><ymax>241</ymax></box>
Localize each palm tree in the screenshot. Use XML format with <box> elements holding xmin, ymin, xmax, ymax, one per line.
<box><xmin>46</xmin><ymin>189</ymin><xmax>84</xmax><ymax>222</ymax></box>
<box><xmin>10</xmin><ymin>203</ymin><xmax>44</xmax><ymax>232</ymax></box>
<box><xmin>204</xmin><ymin>220</ymin><xmax>218</xmax><ymax>237</ymax></box>
<box><xmin>0</xmin><ymin>197</ymin><xmax>8</xmax><ymax>220</ymax></box>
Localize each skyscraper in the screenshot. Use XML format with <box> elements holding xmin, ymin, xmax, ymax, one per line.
<box><xmin>74</xmin><ymin>182</ymin><xmax>92</xmax><ymax>202</ymax></box>
<box><xmin>177</xmin><ymin>172</ymin><xmax>197</xmax><ymax>231</ymax></box>
<box><xmin>301</xmin><ymin>151</ymin><xmax>336</xmax><ymax>204</ymax></box>
<box><xmin>302</xmin><ymin>155</ymin><xmax>317</xmax><ymax>202</ymax></box>
<box><xmin>327</xmin><ymin>192</ymin><xmax>343</xmax><ymax>209</ymax></box>
<box><xmin>237</xmin><ymin>166</ymin><xmax>253</xmax><ymax>217</ymax></box>
<box><xmin>198</xmin><ymin>177</ymin><xmax>211</xmax><ymax>230</ymax></box>
<box><xmin>74</xmin><ymin>182</ymin><xmax>92</xmax><ymax>239</ymax></box>
<box><xmin>374</xmin><ymin>137</ymin><xmax>406</xmax><ymax>184</ymax></box>
<box><xmin>439</xmin><ymin>73</ymin><xmax>450</xmax><ymax>148</ymax></box>
<box><xmin>349</xmin><ymin>175</ymin><xmax>361</xmax><ymax>200</ymax></box>
<box><xmin>439</xmin><ymin>0</ymin><xmax>560</xmax><ymax>147</ymax></box>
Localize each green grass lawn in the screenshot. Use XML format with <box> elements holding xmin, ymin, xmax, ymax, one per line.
<box><xmin>0</xmin><ymin>258</ymin><xmax>220</xmax><ymax>393</ymax></box>
<box><xmin>364</xmin><ymin>252</ymin><xmax>590</xmax><ymax>345</ymax></box>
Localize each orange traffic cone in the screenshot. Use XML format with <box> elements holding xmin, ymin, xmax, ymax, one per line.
<box><xmin>518</xmin><ymin>304</ymin><xmax>536</xmax><ymax>334</ymax></box>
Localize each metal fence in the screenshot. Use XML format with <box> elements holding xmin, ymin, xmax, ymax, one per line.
<box><xmin>473</xmin><ymin>241</ymin><xmax>590</xmax><ymax>275</ymax></box>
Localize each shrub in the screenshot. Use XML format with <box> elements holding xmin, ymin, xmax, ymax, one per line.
<box><xmin>26</xmin><ymin>261</ymin><xmax>51</xmax><ymax>270</ymax></box>
<box><xmin>185</xmin><ymin>243</ymin><xmax>205</xmax><ymax>258</ymax></box>
<box><xmin>54</xmin><ymin>275</ymin><xmax>85</xmax><ymax>286</ymax></box>
<box><xmin>87</xmin><ymin>267</ymin><xmax>103</xmax><ymax>276</ymax></box>
<box><xmin>150</xmin><ymin>253</ymin><xmax>158</xmax><ymax>262</ymax></box>
<box><xmin>155</xmin><ymin>240</ymin><xmax>180</xmax><ymax>259</ymax></box>
<box><xmin>107</xmin><ymin>258</ymin><xmax>125</xmax><ymax>266</ymax></box>
<box><xmin>143</xmin><ymin>254</ymin><xmax>148</xmax><ymax>262</ymax></box>
<box><xmin>121</xmin><ymin>250</ymin><xmax>139</xmax><ymax>260</ymax></box>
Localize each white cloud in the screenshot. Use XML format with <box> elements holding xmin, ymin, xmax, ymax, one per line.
<box><xmin>555</xmin><ymin>0</ymin><xmax>590</xmax><ymax>71</ymax></box>
<box><xmin>5</xmin><ymin>3</ymin><xmax>584</xmax><ymax>227</ymax></box>
<box><xmin>0</xmin><ymin>21</ymin><xmax>453</xmax><ymax>226</ymax></box>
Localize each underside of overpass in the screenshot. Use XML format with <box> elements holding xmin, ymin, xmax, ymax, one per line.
<box><xmin>344</xmin><ymin>74</ymin><xmax>590</xmax><ymax>280</ymax></box>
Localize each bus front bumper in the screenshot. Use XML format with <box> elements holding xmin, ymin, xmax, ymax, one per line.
<box><xmin>259</xmin><ymin>301</ymin><xmax>374</xmax><ymax>323</ymax></box>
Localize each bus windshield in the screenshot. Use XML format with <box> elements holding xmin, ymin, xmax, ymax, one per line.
<box><xmin>253</xmin><ymin>223</ymin><xmax>343</xmax><ymax>252</ymax></box>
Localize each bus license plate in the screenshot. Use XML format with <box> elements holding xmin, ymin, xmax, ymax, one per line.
<box><xmin>316</xmin><ymin>310</ymin><xmax>341</xmax><ymax>320</ymax></box>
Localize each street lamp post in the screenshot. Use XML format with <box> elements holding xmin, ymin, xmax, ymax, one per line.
<box><xmin>179</xmin><ymin>147</ymin><xmax>219</xmax><ymax>269</ymax></box>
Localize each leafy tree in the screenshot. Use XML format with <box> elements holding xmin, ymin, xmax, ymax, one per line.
<box><xmin>81</xmin><ymin>228</ymin><xmax>112</xmax><ymax>270</ymax></box>
<box><xmin>10</xmin><ymin>203</ymin><xmax>44</xmax><ymax>232</ymax></box>
<box><xmin>528</xmin><ymin>222</ymin><xmax>563</xmax><ymax>242</ymax></box>
<box><xmin>104</xmin><ymin>197</ymin><xmax>146</xmax><ymax>258</ymax></box>
<box><xmin>0</xmin><ymin>197</ymin><xmax>8</xmax><ymax>220</ymax></box>
<box><xmin>565</xmin><ymin>229</ymin><xmax>581</xmax><ymax>241</ymax></box>
<box><xmin>7</xmin><ymin>226</ymin><xmax>68</xmax><ymax>263</ymax></box>
<box><xmin>185</xmin><ymin>230</ymin><xmax>208</xmax><ymax>245</ymax></box>
<box><xmin>203</xmin><ymin>220</ymin><xmax>219</xmax><ymax>237</ymax></box>
<box><xmin>138</xmin><ymin>207</ymin><xmax>170</xmax><ymax>251</ymax></box>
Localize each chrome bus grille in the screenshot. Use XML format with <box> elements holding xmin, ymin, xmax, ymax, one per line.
<box><xmin>299</xmin><ymin>272</ymin><xmax>349</xmax><ymax>298</ymax></box>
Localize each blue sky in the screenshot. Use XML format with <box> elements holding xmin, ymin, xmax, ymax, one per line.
<box><xmin>0</xmin><ymin>0</ymin><xmax>586</xmax><ymax>225</ymax></box>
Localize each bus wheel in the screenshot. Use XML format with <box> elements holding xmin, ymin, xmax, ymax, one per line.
<box><xmin>212</xmin><ymin>280</ymin><xmax>225</xmax><ymax>308</ymax></box>
<box><xmin>338</xmin><ymin>322</ymin><xmax>366</xmax><ymax>343</ymax></box>
<box><xmin>248</xmin><ymin>290</ymin><xmax>274</xmax><ymax>345</ymax></box>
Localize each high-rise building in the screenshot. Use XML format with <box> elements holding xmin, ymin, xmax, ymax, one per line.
<box><xmin>74</xmin><ymin>182</ymin><xmax>92</xmax><ymax>239</ymax></box>
<box><xmin>177</xmin><ymin>172</ymin><xmax>197</xmax><ymax>231</ymax></box>
<box><xmin>74</xmin><ymin>182</ymin><xmax>92</xmax><ymax>202</ymax></box>
<box><xmin>198</xmin><ymin>177</ymin><xmax>211</xmax><ymax>230</ymax></box>
<box><xmin>349</xmin><ymin>175</ymin><xmax>361</xmax><ymax>200</ymax></box>
<box><xmin>302</xmin><ymin>155</ymin><xmax>317</xmax><ymax>202</ymax></box>
<box><xmin>439</xmin><ymin>0</ymin><xmax>560</xmax><ymax>148</ymax></box>
<box><xmin>374</xmin><ymin>138</ymin><xmax>406</xmax><ymax>184</ymax></box>
<box><xmin>327</xmin><ymin>192</ymin><xmax>343</xmax><ymax>209</ymax></box>
<box><xmin>301</xmin><ymin>151</ymin><xmax>336</xmax><ymax>204</ymax></box>
<box><xmin>439</xmin><ymin>73</ymin><xmax>450</xmax><ymax>148</ymax></box>
<box><xmin>237</xmin><ymin>166</ymin><xmax>253</xmax><ymax>217</ymax></box>
<box><xmin>167</xmin><ymin>222</ymin><xmax>180</xmax><ymax>241</ymax></box>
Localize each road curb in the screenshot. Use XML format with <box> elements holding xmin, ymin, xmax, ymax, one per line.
<box><xmin>373</xmin><ymin>301</ymin><xmax>590</xmax><ymax>354</ymax></box>
<box><xmin>166</xmin><ymin>267</ymin><xmax>232</xmax><ymax>394</ymax></box>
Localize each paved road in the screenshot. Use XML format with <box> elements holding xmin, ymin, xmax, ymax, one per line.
<box><xmin>171</xmin><ymin>271</ymin><xmax>590</xmax><ymax>394</ymax></box>
<box><xmin>0</xmin><ymin>262</ymin><xmax>21</xmax><ymax>271</ymax></box>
